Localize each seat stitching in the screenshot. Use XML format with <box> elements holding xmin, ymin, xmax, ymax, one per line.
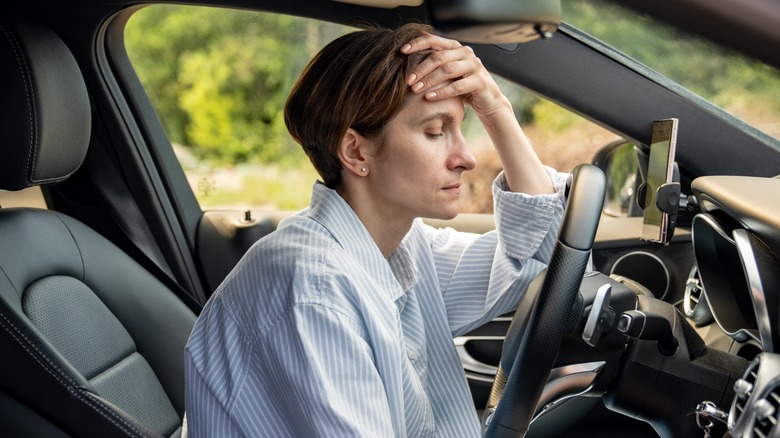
<box><xmin>0</xmin><ymin>311</ymin><xmax>147</xmax><ymax>437</ymax></box>
<box><xmin>87</xmin><ymin>349</ymin><xmax>139</xmax><ymax>383</ymax></box>
<box><xmin>52</xmin><ymin>212</ymin><xmax>86</xmax><ymax>281</ymax></box>
<box><xmin>0</xmin><ymin>19</ymin><xmax>38</xmax><ymax>185</ymax></box>
<box><xmin>81</xmin><ymin>391</ymin><xmax>152</xmax><ymax>438</ymax></box>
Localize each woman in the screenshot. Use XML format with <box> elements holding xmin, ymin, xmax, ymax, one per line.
<box><xmin>184</xmin><ymin>22</ymin><xmax>568</xmax><ymax>437</ymax></box>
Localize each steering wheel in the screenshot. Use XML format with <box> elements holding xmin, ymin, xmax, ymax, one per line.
<box><xmin>482</xmin><ymin>164</ymin><xmax>606</xmax><ymax>437</ymax></box>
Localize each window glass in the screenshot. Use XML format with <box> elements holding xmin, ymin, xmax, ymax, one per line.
<box><xmin>126</xmin><ymin>5</ymin><xmax>617</xmax><ymax>214</ymax></box>
<box><xmin>563</xmin><ymin>0</ymin><xmax>780</xmax><ymax>141</ymax></box>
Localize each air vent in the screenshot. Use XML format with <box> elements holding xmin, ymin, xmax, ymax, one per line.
<box><xmin>752</xmin><ymin>386</ymin><xmax>780</xmax><ymax>438</ymax></box>
<box><xmin>731</xmin><ymin>358</ymin><xmax>759</xmax><ymax>427</ymax></box>
<box><xmin>683</xmin><ymin>265</ymin><xmax>714</xmax><ymax>326</ymax></box>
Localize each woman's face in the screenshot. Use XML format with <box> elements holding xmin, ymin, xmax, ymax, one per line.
<box><xmin>365</xmin><ymin>89</ymin><xmax>477</xmax><ymax>222</ymax></box>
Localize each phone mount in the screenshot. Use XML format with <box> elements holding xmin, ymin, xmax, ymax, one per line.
<box><xmin>637</xmin><ymin>162</ymin><xmax>690</xmax><ymax>242</ymax></box>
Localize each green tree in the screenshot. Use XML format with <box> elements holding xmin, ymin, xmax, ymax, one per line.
<box><xmin>562</xmin><ymin>0</ymin><xmax>780</xmax><ymax>121</ymax></box>
<box><xmin>125</xmin><ymin>6</ymin><xmax>335</xmax><ymax>165</ymax></box>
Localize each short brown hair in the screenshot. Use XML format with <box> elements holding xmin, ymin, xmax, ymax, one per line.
<box><xmin>284</xmin><ymin>22</ymin><xmax>433</xmax><ymax>189</ymax></box>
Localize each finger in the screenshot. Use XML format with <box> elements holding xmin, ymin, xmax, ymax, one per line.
<box><xmin>407</xmin><ymin>45</ymin><xmax>476</xmax><ymax>86</ymax></box>
<box><xmin>409</xmin><ymin>51</ymin><xmax>473</xmax><ymax>90</ymax></box>
<box><xmin>400</xmin><ymin>32</ymin><xmax>461</xmax><ymax>55</ymax></box>
<box><xmin>410</xmin><ymin>56</ymin><xmax>479</xmax><ymax>94</ymax></box>
<box><xmin>423</xmin><ymin>74</ymin><xmax>481</xmax><ymax>101</ymax></box>
<box><xmin>426</xmin><ymin>73</ymin><xmax>504</xmax><ymax>118</ymax></box>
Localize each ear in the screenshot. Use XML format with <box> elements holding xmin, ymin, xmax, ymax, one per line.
<box><xmin>337</xmin><ymin>128</ymin><xmax>373</xmax><ymax>176</ymax></box>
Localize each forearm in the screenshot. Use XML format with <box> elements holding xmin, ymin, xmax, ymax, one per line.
<box><xmin>479</xmin><ymin>96</ymin><xmax>554</xmax><ymax>196</ymax></box>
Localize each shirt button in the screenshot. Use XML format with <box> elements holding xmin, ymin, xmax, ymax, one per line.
<box><xmin>407</xmin><ymin>350</ymin><xmax>418</xmax><ymax>360</ymax></box>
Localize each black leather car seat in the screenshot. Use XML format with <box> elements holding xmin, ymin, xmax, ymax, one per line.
<box><xmin>0</xmin><ymin>16</ymin><xmax>196</xmax><ymax>437</ymax></box>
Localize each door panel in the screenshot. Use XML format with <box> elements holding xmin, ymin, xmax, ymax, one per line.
<box><xmin>196</xmin><ymin>210</ymin><xmax>291</xmax><ymax>292</ymax></box>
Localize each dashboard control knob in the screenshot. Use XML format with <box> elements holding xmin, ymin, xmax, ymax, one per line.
<box><xmin>733</xmin><ymin>379</ymin><xmax>753</xmax><ymax>398</ymax></box>
<box><xmin>754</xmin><ymin>399</ymin><xmax>776</xmax><ymax>423</ymax></box>
<box><xmin>617</xmin><ymin>309</ymin><xmax>679</xmax><ymax>356</ymax></box>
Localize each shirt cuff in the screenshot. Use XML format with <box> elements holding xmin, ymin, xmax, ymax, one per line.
<box><xmin>491</xmin><ymin>167</ymin><xmax>568</xmax><ymax>260</ymax></box>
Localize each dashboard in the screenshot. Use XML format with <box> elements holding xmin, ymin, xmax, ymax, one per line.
<box><xmin>690</xmin><ymin>176</ymin><xmax>780</xmax><ymax>437</ymax></box>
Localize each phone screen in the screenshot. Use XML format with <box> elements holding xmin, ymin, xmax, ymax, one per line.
<box><xmin>641</xmin><ymin>118</ymin><xmax>678</xmax><ymax>243</ymax></box>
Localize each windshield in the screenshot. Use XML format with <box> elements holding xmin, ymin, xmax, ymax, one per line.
<box><xmin>563</xmin><ymin>0</ymin><xmax>780</xmax><ymax>142</ymax></box>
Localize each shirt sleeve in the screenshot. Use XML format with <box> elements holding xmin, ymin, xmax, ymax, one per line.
<box><xmin>184</xmin><ymin>295</ymin><xmax>255</xmax><ymax>437</ymax></box>
<box><xmin>185</xmin><ymin>295</ymin><xmax>396</xmax><ymax>437</ymax></box>
<box><xmin>426</xmin><ymin>167</ymin><xmax>568</xmax><ymax>337</ymax></box>
<box><xmin>245</xmin><ymin>303</ymin><xmax>395</xmax><ymax>436</ymax></box>
<box><xmin>492</xmin><ymin>167</ymin><xmax>569</xmax><ymax>264</ymax></box>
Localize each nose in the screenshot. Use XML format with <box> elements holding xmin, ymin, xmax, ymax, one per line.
<box><xmin>448</xmin><ymin>132</ymin><xmax>477</xmax><ymax>171</ymax></box>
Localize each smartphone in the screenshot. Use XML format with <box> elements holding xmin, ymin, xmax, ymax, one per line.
<box><xmin>641</xmin><ymin>118</ymin><xmax>678</xmax><ymax>243</ymax></box>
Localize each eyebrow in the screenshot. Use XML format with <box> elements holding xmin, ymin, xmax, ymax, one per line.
<box><xmin>410</xmin><ymin>111</ymin><xmax>467</xmax><ymax>127</ymax></box>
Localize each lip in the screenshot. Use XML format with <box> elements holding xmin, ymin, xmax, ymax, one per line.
<box><xmin>442</xmin><ymin>183</ymin><xmax>461</xmax><ymax>194</ymax></box>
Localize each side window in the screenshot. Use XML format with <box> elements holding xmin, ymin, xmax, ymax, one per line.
<box><xmin>125</xmin><ymin>5</ymin><xmax>618</xmax><ymax>215</ymax></box>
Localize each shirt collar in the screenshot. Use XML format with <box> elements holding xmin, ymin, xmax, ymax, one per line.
<box><xmin>387</xmin><ymin>241</ymin><xmax>421</xmax><ymax>293</ymax></box>
<box><xmin>305</xmin><ymin>181</ymin><xmax>414</xmax><ymax>303</ymax></box>
<box><xmin>386</xmin><ymin>240</ymin><xmax>421</xmax><ymax>312</ymax></box>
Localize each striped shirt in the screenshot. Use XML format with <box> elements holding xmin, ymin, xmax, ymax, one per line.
<box><xmin>184</xmin><ymin>169</ymin><xmax>568</xmax><ymax>437</ymax></box>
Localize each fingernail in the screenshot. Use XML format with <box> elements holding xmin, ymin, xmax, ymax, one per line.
<box><xmin>407</xmin><ymin>73</ymin><xmax>417</xmax><ymax>85</ymax></box>
<box><xmin>401</xmin><ymin>44</ymin><xmax>412</xmax><ymax>53</ymax></box>
<box><xmin>412</xmin><ymin>82</ymin><xmax>424</xmax><ymax>92</ymax></box>
<box><xmin>425</xmin><ymin>91</ymin><xmax>437</xmax><ymax>99</ymax></box>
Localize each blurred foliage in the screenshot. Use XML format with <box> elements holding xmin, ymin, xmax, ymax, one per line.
<box><xmin>126</xmin><ymin>6</ymin><xmax>346</xmax><ymax>165</ymax></box>
<box><xmin>563</xmin><ymin>0</ymin><xmax>780</xmax><ymax>124</ymax></box>
<box><xmin>531</xmin><ymin>99</ymin><xmax>582</xmax><ymax>133</ymax></box>
<box><xmin>191</xmin><ymin>164</ymin><xmax>320</xmax><ymax>210</ymax></box>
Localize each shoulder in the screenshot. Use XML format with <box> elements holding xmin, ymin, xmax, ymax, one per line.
<box><xmin>213</xmin><ymin>216</ymin><xmax>365</xmax><ymax>334</ymax></box>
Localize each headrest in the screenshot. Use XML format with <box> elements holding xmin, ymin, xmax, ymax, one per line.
<box><xmin>0</xmin><ymin>16</ymin><xmax>91</xmax><ymax>191</ymax></box>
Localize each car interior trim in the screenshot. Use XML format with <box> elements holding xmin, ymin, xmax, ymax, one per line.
<box><xmin>96</xmin><ymin>10</ymin><xmax>207</xmax><ymax>303</ymax></box>
<box><xmin>609</xmin><ymin>250</ymin><xmax>671</xmax><ymax>300</ymax></box>
<box><xmin>682</xmin><ymin>265</ymin><xmax>714</xmax><ymax>326</ymax></box>
<box><xmin>692</xmin><ymin>213</ymin><xmax>760</xmax><ymax>344</ymax></box>
<box><xmin>535</xmin><ymin>361</ymin><xmax>606</xmax><ymax>419</ymax></box>
<box><xmin>729</xmin><ymin>353</ymin><xmax>780</xmax><ymax>437</ymax></box>
<box><xmin>693</xmin><ymin>176</ymin><xmax>780</xmax><ymax>255</ymax></box>
<box><xmin>734</xmin><ymin>229</ymin><xmax>779</xmax><ymax>353</ymax></box>
<box><xmin>454</xmin><ymin>336</ymin><xmax>503</xmax><ymax>376</ymax></box>
<box><xmin>105</xmin><ymin>6</ymin><xmax>204</xmax><ymax>245</ymax></box>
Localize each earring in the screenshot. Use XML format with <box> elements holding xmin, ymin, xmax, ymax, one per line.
<box><xmin>361</xmin><ymin>167</ymin><xmax>367</xmax><ymax>173</ymax></box>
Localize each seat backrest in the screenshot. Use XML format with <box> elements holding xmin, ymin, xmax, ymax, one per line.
<box><xmin>0</xmin><ymin>15</ymin><xmax>196</xmax><ymax>438</ymax></box>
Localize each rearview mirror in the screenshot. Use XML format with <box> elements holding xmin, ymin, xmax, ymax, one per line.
<box><xmin>428</xmin><ymin>0</ymin><xmax>561</xmax><ymax>44</ymax></box>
